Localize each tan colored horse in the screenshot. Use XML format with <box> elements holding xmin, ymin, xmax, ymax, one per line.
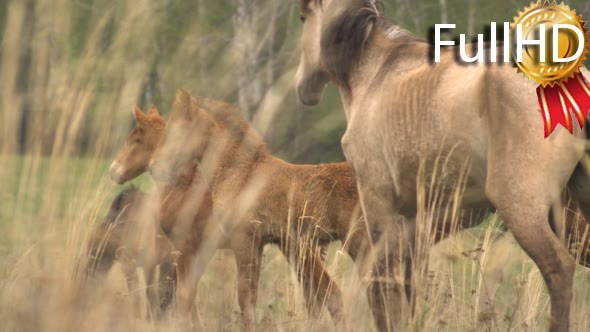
<box><xmin>294</xmin><ymin>1</ymin><xmax>590</xmax><ymax>330</ymax></box>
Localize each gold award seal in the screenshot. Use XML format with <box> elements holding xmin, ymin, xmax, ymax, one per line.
<box><xmin>512</xmin><ymin>1</ymin><xmax>590</xmax><ymax>137</ymax></box>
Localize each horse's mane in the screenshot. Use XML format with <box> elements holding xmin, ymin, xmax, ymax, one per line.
<box><xmin>321</xmin><ymin>0</ymin><xmax>422</xmax><ymax>91</ymax></box>
<box><xmin>190</xmin><ymin>96</ymin><xmax>268</xmax><ymax>158</ymax></box>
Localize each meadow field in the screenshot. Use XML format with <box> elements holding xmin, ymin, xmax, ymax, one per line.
<box><xmin>2</xmin><ymin>155</ymin><xmax>590</xmax><ymax>331</ymax></box>
<box><xmin>3</xmin><ymin>0</ymin><xmax>590</xmax><ymax>331</ymax></box>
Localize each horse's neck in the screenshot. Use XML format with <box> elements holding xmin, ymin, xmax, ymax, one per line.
<box><xmin>344</xmin><ymin>29</ymin><xmax>427</xmax><ymax>110</ymax></box>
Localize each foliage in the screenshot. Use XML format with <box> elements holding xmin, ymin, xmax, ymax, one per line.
<box><xmin>2</xmin><ymin>0</ymin><xmax>588</xmax><ymax>162</ymax></box>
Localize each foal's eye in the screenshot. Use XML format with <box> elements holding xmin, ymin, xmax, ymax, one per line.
<box><xmin>300</xmin><ymin>15</ymin><xmax>306</xmax><ymax>23</ymax></box>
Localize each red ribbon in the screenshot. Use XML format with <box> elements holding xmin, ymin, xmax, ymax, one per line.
<box><xmin>536</xmin><ymin>72</ymin><xmax>590</xmax><ymax>138</ymax></box>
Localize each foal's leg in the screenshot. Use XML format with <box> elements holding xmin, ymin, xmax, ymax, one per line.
<box><xmin>486</xmin><ymin>131</ymin><xmax>581</xmax><ymax>332</ymax></box>
<box><xmin>155</xmin><ymin>255</ymin><xmax>178</xmax><ymax>314</ymax></box>
<box><xmin>115</xmin><ymin>248</ymin><xmax>145</xmax><ymax>318</ymax></box>
<box><xmin>174</xmin><ymin>245</ymin><xmax>213</xmax><ymax>327</ymax></box>
<box><xmin>144</xmin><ymin>257</ymin><xmax>177</xmax><ymax>319</ymax></box>
<box><xmin>232</xmin><ymin>234</ymin><xmax>263</xmax><ymax>332</ymax></box>
<box><xmin>144</xmin><ymin>264</ymin><xmax>161</xmax><ymax>319</ymax></box>
<box><xmin>290</xmin><ymin>243</ymin><xmax>344</xmax><ymax>322</ymax></box>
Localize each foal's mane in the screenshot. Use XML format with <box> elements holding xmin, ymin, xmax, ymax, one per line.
<box><xmin>190</xmin><ymin>96</ymin><xmax>268</xmax><ymax>157</ymax></box>
<box><xmin>105</xmin><ymin>186</ymin><xmax>143</xmax><ymax>223</ymax></box>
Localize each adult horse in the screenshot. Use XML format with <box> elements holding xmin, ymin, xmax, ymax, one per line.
<box><xmin>294</xmin><ymin>0</ymin><xmax>590</xmax><ymax>331</ymax></box>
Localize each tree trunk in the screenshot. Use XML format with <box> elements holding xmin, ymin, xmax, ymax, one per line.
<box><xmin>233</xmin><ymin>0</ymin><xmax>261</xmax><ymax>121</ymax></box>
<box><xmin>439</xmin><ymin>0</ymin><xmax>448</xmax><ymax>24</ymax></box>
<box><xmin>467</xmin><ymin>0</ymin><xmax>476</xmax><ymax>37</ymax></box>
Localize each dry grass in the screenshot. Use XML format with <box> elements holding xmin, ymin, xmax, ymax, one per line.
<box><xmin>3</xmin><ymin>155</ymin><xmax>590</xmax><ymax>332</ymax></box>
<box><xmin>2</xmin><ymin>1</ymin><xmax>590</xmax><ymax>331</ymax></box>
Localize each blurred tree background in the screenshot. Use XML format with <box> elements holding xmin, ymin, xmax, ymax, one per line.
<box><xmin>1</xmin><ymin>0</ymin><xmax>590</xmax><ymax>164</ymax></box>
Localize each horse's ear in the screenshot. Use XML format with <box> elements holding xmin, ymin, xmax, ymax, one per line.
<box><xmin>298</xmin><ymin>0</ymin><xmax>322</xmax><ymax>14</ymax></box>
<box><xmin>297</xmin><ymin>0</ymin><xmax>311</xmax><ymax>13</ymax></box>
<box><xmin>147</xmin><ymin>104</ymin><xmax>160</xmax><ymax>117</ymax></box>
<box><xmin>133</xmin><ymin>105</ymin><xmax>146</xmax><ymax>123</ymax></box>
<box><xmin>174</xmin><ymin>89</ymin><xmax>192</xmax><ymax>120</ymax></box>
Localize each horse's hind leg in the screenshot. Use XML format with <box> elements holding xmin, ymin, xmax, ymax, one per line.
<box><xmin>487</xmin><ymin>191</ymin><xmax>575</xmax><ymax>331</ymax></box>
<box><xmin>486</xmin><ymin>129</ymin><xmax>580</xmax><ymax>332</ymax></box>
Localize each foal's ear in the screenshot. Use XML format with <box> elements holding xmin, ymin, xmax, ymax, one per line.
<box><xmin>174</xmin><ymin>89</ymin><xmax>192</xmax><ymax>120</ymax></box>
<box><xmin>133</xmin><ymin>105</ymin><xmax>146</xmax><ymax>122</ymax></box>
<box><xmin>147</xmin><ymin>104</ymin><xmax>160</xmax><ymax>117</ymax></box>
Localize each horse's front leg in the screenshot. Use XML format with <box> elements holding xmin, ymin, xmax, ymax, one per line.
<box><xmin>233</xmin><ymin>233</ymin><xmax>263</xmax><ymax>332</ymax></box>
<box><xmin>354</xmin><ymin>177</ymin><xmax>408</xmax><ymax>332</ymax></box>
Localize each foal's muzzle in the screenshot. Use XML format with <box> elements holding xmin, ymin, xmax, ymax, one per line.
<box><xmin>109</xmin><ymin>161</ymin><xmax>126</xmax><ymax>184</ymax></box>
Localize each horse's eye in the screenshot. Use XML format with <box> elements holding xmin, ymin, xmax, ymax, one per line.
<box><xmin>300</xmin><ymin>15</ymin><xmax>306</xmax><ymax>23</ymax></box>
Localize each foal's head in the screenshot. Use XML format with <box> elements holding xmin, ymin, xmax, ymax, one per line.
<box><xmin>110</xmin><ymin>105</ymin><xmax>166</xmax><ymax>184</ymax></box>
<box><xmin>149</xmin><ymin>89</ymin><xmax>221</xmax><ymax>183</ymax></box>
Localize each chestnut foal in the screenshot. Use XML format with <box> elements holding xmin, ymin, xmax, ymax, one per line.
<box><xmin>150</xmin><ymin>91</ymin><xmax>368</xmax><ymax>328</ymax></box>
<box><xmin>106</xmin><ymin>104</ymin><xmax>341</xmax><ymax>331</ymax></box>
